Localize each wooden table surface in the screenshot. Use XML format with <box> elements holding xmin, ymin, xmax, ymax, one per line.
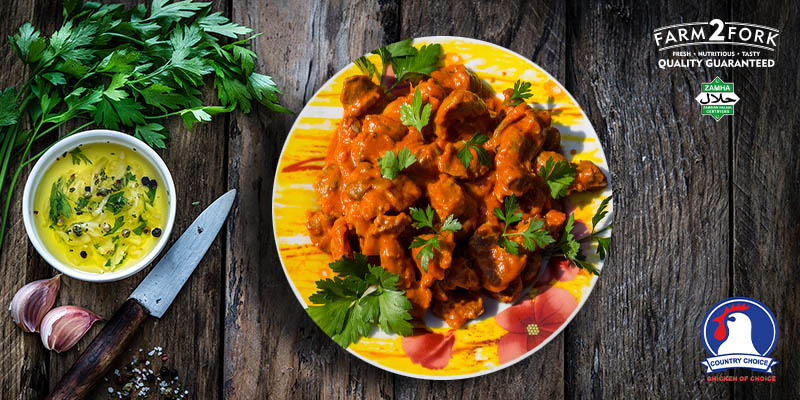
<box><xmin>1</xmin><ymin>1</ymin><xmax>798</xmax><ymax>399</ymax></box>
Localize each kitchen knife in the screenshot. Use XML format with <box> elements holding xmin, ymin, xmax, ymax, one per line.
<box><xmin>46</xmin><ymin>189</ymin><xmax>236</xmax><ymax>400</ymax></box>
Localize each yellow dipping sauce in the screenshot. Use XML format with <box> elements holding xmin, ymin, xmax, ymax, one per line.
<box><xmin>33</xmin><ymin>142</ymin><xmax>169</xmax><ymax>273</ymax></box>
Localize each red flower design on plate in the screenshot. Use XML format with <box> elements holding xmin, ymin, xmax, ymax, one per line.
<box><xmin>401</xmin><ymin>330</ymin><xmax>456</xmax><ymax>369</ymax></box>
<box><xmin>495</xmin><ymin>286</ymin><xmax>578</xmax><ymax>364</ymax></box>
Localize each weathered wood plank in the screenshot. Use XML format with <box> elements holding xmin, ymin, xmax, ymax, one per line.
<box><xmin>731</xmin><ymin>1</ymin><xmax>800</xmax><ymax>398</ymax></box>
<box><xmin>0</xmin><ymin>2</ymin><xmax>64</xmax><ymax>399</ymax></box>
<box><xmin>394</xmin><ymin>1</ymin><xmax>566</xmax><ymax>398</ymax></box>
<box><xmin>224</xmin><ymin>1</ymin><xmax>399</xmax><ymax>398</ymax></box>
<box><xmin>563</xmin><ymin>1</ymin><xmax>731</xmax><ymax>398</ymax></box>
<box><xmin>40</xmin><ymin>1</ymin><xmax>229</xmax><ymax>399</ymax></box>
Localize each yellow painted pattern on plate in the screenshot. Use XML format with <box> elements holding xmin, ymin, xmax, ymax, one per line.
<box><xmin>273</xmin><ymin>38</ymin><xmax>611</xmax><ymax>377</ymax></box>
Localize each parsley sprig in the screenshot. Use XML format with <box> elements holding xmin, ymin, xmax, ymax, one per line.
<box><xmin>354</xmin><ymin>39</ymin><xmax>442</xmax><ymax>92</ymax></box>
<box><xmin>457</xmin><ymin>132</ymin><xmax>491</xmax><ymax>169</ymax></box>
<box><xmin>503</xmin><ymin>80</ymin><xmax>533</xmax><ymax>106</ymax></box>
<box><xmin>408</xmin><ymin>205</ymin><xmax>461</xmax><ymax>271</ymax></box>
<box><xmin>544</xmin><ymin>196</ymin><xmax>613</xmax><ymax>275</ymax></box>
<box><xmin>0</xmin><ymin>0</ymin><xmax>288</xmax><ymax>250</ymax></box>
<box><xmin>49</xmin><ymin>178</ymin><xmax>72</xmax><ymax>224</ymax></box>
<box><xmin>538</xmin><ymin>157</ymin><xmax>577</xmax><ymax>199</ymax></box>
<box><xmin>493</xmin><ymin>195</ymin><xmax>554</xmax><ymax>255</ymax></box>
<box><xmin>399</xmin><ymin>87</ymin><xmax>432</xmax><ymax>136</ymax></box>
<box><xmin>377</xmin><ymin>147</ymin><xmax>416</xmax><ymax>180</ymax></box>
<box><xmin>307</xmin><ymin>254</ymin><xmax>413</xmax><ymax>347</ymax></box>
<box><xmin>69</xmin><ymin>147</ymin><xmax>92</xmax><ymax>165</ymax></box>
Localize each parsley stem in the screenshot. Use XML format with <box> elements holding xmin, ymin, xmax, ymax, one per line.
<box><xmin>577</xmin><ymin>224</ymin><xmax>612</xmax><ymax>243</ymax></box>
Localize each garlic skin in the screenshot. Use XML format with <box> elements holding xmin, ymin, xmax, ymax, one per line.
<box><xmin>40</xmin><ymin>306</ymin><xmax>103</xmax><ymax>353</ymax></box>
<box><xmin>8</xmin><ymin>274</ymin><xmax>61</xmax><ymax>332</ymax></box>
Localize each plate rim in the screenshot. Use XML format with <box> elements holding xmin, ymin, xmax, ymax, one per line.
<box><xmin>271</xmin><ymin>35</ymin><xmax>614</xmax><ymax>380</ymax></box>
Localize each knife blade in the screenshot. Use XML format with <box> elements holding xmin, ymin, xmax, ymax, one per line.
<box><xmin>130</xmin><ymin>189</ymin><xmax>236</xmax><ymax>317</ymax></box>
<box><xmin>46</xmin><ymin>189</ymin><xmax>236</xmax><ymax>400</ymax></box>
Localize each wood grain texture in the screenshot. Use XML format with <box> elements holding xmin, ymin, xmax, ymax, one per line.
<box><xmin>563</xmin><ymin>1</ymin><xmax>731</xmax><ymax>398</ymax></box>
<box><xmin>731</xmin><ymin>0</ymin><xmax>800</xmax><ymax>397</ymax></box>
<box><xmin>224</xmin><ymin>1</ymin><xmax>398</xmax><ymax>398</ymax></box>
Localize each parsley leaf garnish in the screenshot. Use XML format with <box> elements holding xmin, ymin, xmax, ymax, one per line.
<box><xmin>105</xmin><ymin>191</ymin><xmax>128</xmax><ymax>214</ymax></box>
<box><xmin>493</xmin><ymin>194</ymin><xmax>554</xmax><ymax>255</ymax></box>
<box><xmin>354</xmin><ymin>56</ymin><xmax>376</xmax><ymax>79</ymax></box>
<box><xmin>544</xmin><ymin>196</ymin><xmax>613</xmax><ymax>275</ymax></box>
<box><xmin>538</xmin><ymin>157</ymin><xmax>577</xmax><ymax>199</ymax></box>
<box><xmin>378</xmin><ymin>147</ymin><xmax>416</xmax><ymax>180</ymax></box>
<box><xmin>69</xmin><ymin>147</ymin><xmax>91</xmax><ymax>165</ymax></box>
<box><xmin>49</xmin><ymin>178</ymin><xmax>71</xmax><ymax>224</ymax></box>
<box><xmin>399</xmin><ymin>87</ymin><xmax>432</xmax><ymax>136</ymax></box>
<box><xmin>307</xmin><ymin>254</ymin><xmax>413</xmax><ymax>347</ymax></box>
<box><xmin>457</xmin><ymin>132</ymin><xmax>490</xmax><ymax>169</ymax></box>
<box><xmin>390</xmin><ymin>44</ymin><xmax>442</xmax><ymax>89</ymax></box>
<box><xmin>357</xmin><ymin>40</ymin><xmax>442</xmax><ymax>91</ymax></box>
<box><xmin>408</xmin><ymin>205</ymin><xmax>461</xmax><ymax>271</ymax></box>
<box><xmin>503</xmin><ymin>80</ymin><xmax>533</xmax><ymax>106</ymax></box>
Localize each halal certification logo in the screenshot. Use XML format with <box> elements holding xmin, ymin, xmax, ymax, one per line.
<box><xmin>701</xmin><ymin>297</ymin><xmax>779</xmax><ymax>373</ymax></box>
<box><xmin>695</xmin><ymin>76</ymin><xmax>739</xmax><ymax>121</ymax></box>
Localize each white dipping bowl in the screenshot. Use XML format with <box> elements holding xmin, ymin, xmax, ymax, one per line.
<box><xmin>22</xmin><ymin>130</ymin><xmax>177</xmax><ymax>282</ymax></box>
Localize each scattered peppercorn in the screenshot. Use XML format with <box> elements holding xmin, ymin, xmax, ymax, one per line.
<box><xmin>72</xmin><ymin>224</ymin><xmax>83</xmax><ymax>237</ymax></box>
<box><xmin>152</xmin><ymin>228</ymin><xmax>162</xmax><ymax>238</ymax></box>
<box><xmin>80</xmin><ymin>251</ymin><xmax>87</xmax><ymax>258</ymax></box>
<box><xmin>69</xmin><ymin>187</ymin><xmax>75</xmax><ymax>192</ymax></box>
<box><xmin>143</xmin><ymin>227</ymin><xmax>150</xmax><ymax>234</ymax></box>
<box><xmin>85</xmin><ymin>186</ymin><xmax>91</xmax><ymax>192</ymax></box>
<box><xmin>121</xmin><ymin>228</ymin><xmax>131</xmax><ymax>238</ymax></box>
<box><xmin>102</xmin><ymin>222</ymin><xmax>111</xmax><ymax>232</ymax></box>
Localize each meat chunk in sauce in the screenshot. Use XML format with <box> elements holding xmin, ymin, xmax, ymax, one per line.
<box><xmin>432</xmin><ymin>291</ymin><xmax>484</xmax><ymax>329</ymax></box>
<box><xmin>426</xmin><ymin>175</ymin><xmax>479</xmax><ymax>236</ymax></box>
<box><xmin>467</xmin><ymin>224</ymin><xmax>528</xmax><ymax>293</ymax></box>
<box><xmin>341</xmin><ymin>75</ymin><xmax>382</xmax><ymax>117</ymax></box>
<box><xmin>434</xmin><ymin>90</ymin><xmax>490</xmax><ymax>140</ymax></box>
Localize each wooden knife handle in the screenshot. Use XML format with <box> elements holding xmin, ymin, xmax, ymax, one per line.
<box><xmin>46</xmin><ymin>298</ymin><xmax>150</xmax><ymax>400</ymax></box>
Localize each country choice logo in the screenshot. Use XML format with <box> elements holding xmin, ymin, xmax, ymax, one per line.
<box><xmin>701</xmin><ymin>297</ymin><xmax>779</xmax><ymax>374</ymax></box>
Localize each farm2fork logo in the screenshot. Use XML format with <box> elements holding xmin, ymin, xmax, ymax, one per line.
<box><xmin>653</xmin><ymin>19</ymin><xmax>780</xmax><ymax>70</ymax></box>
<box><xmin>701</xmin><ymin>297</ymin><xmax>779</xmax><ymax>378</ymax></box>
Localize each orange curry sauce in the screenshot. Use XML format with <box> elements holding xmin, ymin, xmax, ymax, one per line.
<box><xmin>307</xmin><ymin>64</ymin><xmax>607</xmax><ymax>329</ymax></box>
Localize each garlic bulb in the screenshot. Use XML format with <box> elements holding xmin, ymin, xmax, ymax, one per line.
<box><xmin>8</xmin><ymin>274</ymin><xmax>61</xmax><ymax>332</ymax></box>
<box><xmin>40</xmin><ymin>306</ymin><xmax>103</xmax><ymax>353</ymax></box>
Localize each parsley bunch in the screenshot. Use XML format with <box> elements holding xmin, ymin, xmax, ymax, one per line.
<box><xmin>354</xmin><ymin>39</ymin><xmax>442</xmax><ymax>92</ymax></box>
<box><xmin>0</xmin><ymin>0</ymin><xmax>287</xmax><ymax>249</ymax></box>
<box><xmin>307</xmin><ymin>254</ymin><xmax>413</xmax><ymax>347</ymax></box>
<box><xmin>408</xmin><ymin>205</ymin><xmax>461</xmax><ymax>271</ymax></box>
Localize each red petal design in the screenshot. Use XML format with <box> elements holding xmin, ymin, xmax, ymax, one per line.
<box><xmin>533</xmin><ymin>287</ymin><xmax>578</xmax><ymax>333</ymax></box>
<box><xmin>498</xmin><ymin>332</ymin><xmax>529</xmax><ymax>364</ymax></box>
<box><xmin>495</xmin><ymin>299</ymin><xmax>536</xmax><ymax>333</ymax></box>
<box><xmin>401</xmin><ymin>330</ymin><xmax>456</xmax><ymax>369</ymax></box>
